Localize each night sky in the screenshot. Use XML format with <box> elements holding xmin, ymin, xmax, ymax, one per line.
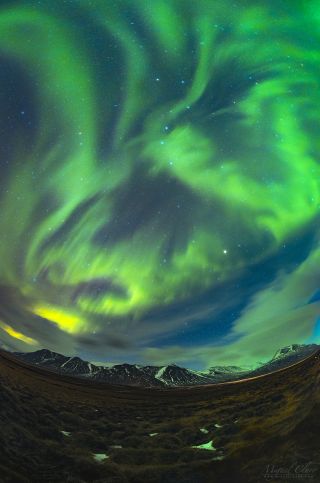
<box><xmin>0</xmin><ymin>0</ymin><xmax>320</xmax><ymax>370</ymax></box>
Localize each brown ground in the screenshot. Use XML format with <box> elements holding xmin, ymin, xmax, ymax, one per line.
<box><xmin>0</xmin><ymin>349</ymin><xmax>319</xmax><ymax>483</ymax></box>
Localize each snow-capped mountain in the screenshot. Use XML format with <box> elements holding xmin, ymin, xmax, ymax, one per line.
<box><xmin>151</xmin><ymin>364</ymin><xmax>214</xmax><ymax>386</ymax></box>
<box><xmin>196</xmin><ymin>365</ymin><xmax>250</xmax><ymax>382</ymax></box>
<box><xmin>272</xmin><ymin>344</ymin><xmax>316</xmax><ymax>361</ymax></box>
<box><xmin>207</xmin><ymin>366</ymin><xmax>246</xmax><ymax>374</ymax></box>
<box><xmin>13</xmin><ymin>349</ymin><xmax>100</xmax><ymax>376</ymax></box>
<box><xmin>13</xmin><ymin>349</ymin><xmax>237</xmax><ymax>386</ymax></box>
<box><xmin>249</xmin><ymin>343</ymin><xmax>319</xmax><ymax>377</ymax></box>
<box><xmin>14</xmin><ymin>349</ymin><xmax>68</xmax><ymax>369</ymax></box>
<box><xmin>92</xmin><ymin>363</ymin><xmax>164</xmax><ymax>387</ymax></box>
<box><xmin>13</xmin><ymin>343</ymin><xmax>319</xmax><ymax>387</ymax></box>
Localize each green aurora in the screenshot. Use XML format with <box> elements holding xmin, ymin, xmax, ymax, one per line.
<box><xmin>0</xmin><ymin>0</ymin><xmax>320</xmax><ymax>368</ymax></box>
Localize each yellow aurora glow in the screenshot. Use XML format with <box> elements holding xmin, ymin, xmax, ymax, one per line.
<box><xmin>0</xmin><ymin>322</ymin><xmax>38</xmax><ymax>345</ymax></box>
<box><xmin>32</xmin><ymin>305</ymin><xmax>86</xmax><ymax>334</ymax></box>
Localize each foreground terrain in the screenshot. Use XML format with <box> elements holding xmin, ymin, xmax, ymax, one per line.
<box><xmin>0</xmin><ymin>349</ymin><xmax>319</xmax><ymax>482</ymax></box>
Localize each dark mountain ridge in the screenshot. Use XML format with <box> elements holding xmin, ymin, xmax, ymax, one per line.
<box><xmin>14</xmin><ymin>343</ymin><xmax>319</xmax><ymax>387</ymax></box>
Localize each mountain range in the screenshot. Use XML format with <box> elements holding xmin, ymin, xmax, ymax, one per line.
<box><xmin>13</xmin><ymin>343</ymin><xmax>319</xmax><ymax>388</ymax></box>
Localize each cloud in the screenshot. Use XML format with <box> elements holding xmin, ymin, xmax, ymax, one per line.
<box><xmin>140</xmin><ymin>246</ymin><xmax>320</xmax><ymax>369</ymax></box>
<box><xmin>2</xmin><ymin>243</ymin><xmax>319</xmax><ymax>369</ymax></box>
<box><xmin>75</xmin><ymin>333</ymin><xmax>133</xmax><ymax>350</ymax></box>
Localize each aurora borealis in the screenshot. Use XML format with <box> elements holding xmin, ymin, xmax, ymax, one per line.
<box><xmin>0</xmin><ymin>0</ymin><xmax>320</xmax><ymax>369</ymax></box>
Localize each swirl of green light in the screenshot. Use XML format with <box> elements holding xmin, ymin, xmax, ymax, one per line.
<box><xmin>0</xmin><ymin>1</ymin><xmax>319</xmax><ymax>335</ymax></box>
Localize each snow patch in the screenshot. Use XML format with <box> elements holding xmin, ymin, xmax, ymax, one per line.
<box><xmin>60</xmin><ymin>357</ymin><xmax>72</xmax><ymax>368</ymax></box>
<box><xmin>192</xmin><ymin>440</ymin><xmax>216</xmax><ymax>451</ymax></box>
<box><xmin>93</xmin><ymin>453</ymin><xmax>109</xmax><ymax>462</ymax></box>
<box><xmin>61</xmin><ymin>431</ymin><xmax>71</xmax><ymax>437</ymax></box>
<box><xmin>200</xmin><ymin>428</ymin><xmax>209</xmax><ymax>434</ymax></box>
<box><xmin>212</xmin><ymin>455</ymin><xmax>225</xmax><ymax>461</ymax></box>
<box><xmin>154</xmin><ymin>366</ymin><xmax>168</xmax><ymax>383</ymax></box>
